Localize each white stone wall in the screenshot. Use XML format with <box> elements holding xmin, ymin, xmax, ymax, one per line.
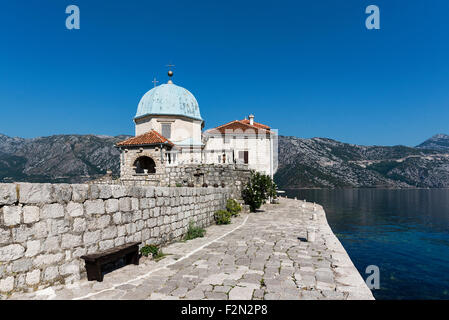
<box><xmin>0</xmin><ymin>183</ymin><xmax>229</xmax><ymax>294</ymax></box>
<box><xmin>135</xmin><ymin>115</ymin><xmax>202</xmax><ymax>144</ymax></box>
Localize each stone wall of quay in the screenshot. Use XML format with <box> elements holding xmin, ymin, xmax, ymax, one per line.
<box><xmin>120</xmin><ymin>163</ymin><xmax>251</xmax><ymax>200</ymax></box>
<box><xmin>0</xmin><ymin>183</ymin><xmax>230</xmax><ymax>294</ymax></box>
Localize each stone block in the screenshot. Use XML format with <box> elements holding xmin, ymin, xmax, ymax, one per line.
<box><xmin>156</xmin><ymin>197</ymin><xmax>164</xmax><ymax>206</ymax></box>
<box><xmin>42</xmin><ymin>203</ymin><xmax>65</xmax><ymax>219</ymax></box>
<box><xmin>132</xmin><ymin>210</ymin><xmax>142</xmax><ymax>222</ymax></box>
<box><xmin>112</xmin><ymin>212</ymin><xmax>122</xmax><ymax>224</ymax></box>
<box><xmin>111</xmin><ymin>185</ymin><xmax>126</xmax><ymax>198</ymax></box>
<box><xmin>26</xmin><ymin>269</ymin><xmax>41</xmax><ymax>286</ymax></box>
<box><xmin>101</xmin><ymin>226</ymin><xmax>118</xmax><ymax>240</ymax></box>
<box><xmin>83</xmin><ymin>230</ymin><xmax>101</xmax><ymax>245</ymax></box>
<box><xmin>126</xmin><ymin>185</ymin><xmax>144</xmax><ymax>198</ymax></box>
<box><xmin>12</xmin><ymin>257</ymin><xmax>33</xmax><ymax>273</ymax></box>
<box><xmin>25</xmin><ymin>240</ymin><xmax>41</xmax><ymax>257</ymax></box>
<box><xmin>61</xmin><ymin>233</ymin><xmax>82</xmax><ymax>249</ymax></box>
<box><xmin>43</xmin><ymin>266</ymin><xmax>59</xmax><ymax>281</ymax></box>
<box><xmin>84</xmin><ymin>199</ymin><xmax>105</xmax><ymax>215</ymax></box>
<box><xmin>131</xmin><ymin>198</ymin><xmax>139</xmax><ymax>211</ymax></box>
<box><xmin>133</xmin><ymin>231</ymin><xmax>142</xmax><ymax>242</ymax></box>
<box><xmin>88</xmin><ymin>184</ymin><xmax>101</xmax><ymax>199</ymax></box>
<box><xmin>142</xmin><ymin>209</ymin><xmax>150</xmax><ymax>220</ymax></box>
<box><xmin>142</xmin><ymin>228</ymin><xmax>150</xmax><ymax>241</ymax></box>
<box><xmin>52</xmin><ymin>184</ymin><xmax>72</xmax><ymax>203</ymax></box>
<box><xmin>43</xmin><ymin>236</ymin><xmax>60</xmax><ymax>253</ymax></box>
<box><xmin>99</xmin><ymin>239</ymin><xmax>114</xmax><ymax>251</ymax></box>
<box><xmin>119</xmin><ymin>197</ymin><xmax>132</xmax><ymax>212</ymax></box>
<box><xmin>23</xmin><ymin>206</ymin><xmax>40</xmax><ymax>223</ymax></box>
<box><xmin>105</xmin><ymin>199</ymin><xmax>119</xmax><ymax>213</ymax></box>
<box><xmin>136</xmin><ymin>220</ymin><xmax>144</xmax><ymax>231</ymax></box>
<box><xmin>0</xmin><ymin>244</ymin><xmax>25</xmax><ymax>262</ymax></box>
<box><xmin>3</xmin><ymin>206</ymin><xmax>21</xmax><ymax>226</ymax></box>
<box><xmin>122</xmin><ymin>212</ymin><xmax>132</xmax><ymax>223</ymax></box>
<box><xmin>46</xmin><ymin>218</ymin><xmax>69</xmax><ymax>236</ymax></box>
<box><xmin>72</xmin><ymin>247</ymin><xmax>87</xmax><ymax>258</ymax></box>
<box><xmin>98</xmin><ymin>185</ymin><xmax>112</xmax><ymax>199</ymax></box>
<box><xmin>59</xmin><ymin>262</ymin><xmax>79</xmax><ymax>276</ymax></box>
<box><xmin>0</xmin><ymin>276</ymin><xmax>14</xmax><ymax>293</ymax></box>
<box><xmin>97</xmin><ymin>215</ymin><xmax>111</xmax><ymax>229</ymax></box>
<box><xmin>115</xmin><ymin>236</ymin><xmax>125</xmax><ymax>246</ymax></box>
<box><xmin>18</xmin><ymin>183</ymin><xmax>53</xmax><ymax>204</ymax></box>
<box><xmin>73</xmin><ymin>218</ymin><xmax>87</xmax><ymax>233</ymax></box>
<box><xmin>67</xmin><ymin>202</ymin><xmax>84</xmax><ymax>217</ymax></box>
<box><xmin>0</xmin><ymin>184</ymin><xmax>17</xmax><ymax>205</ymax></box>
<box><xmin>33</xmin><ymin>253</ymin><xmax>64</xmax><ymax>268</ymax></box>
<box><xmin>144</xmin><ymin>187</ymin><xmax>155</xmax><ymax>198</ymax></box>
<box><xmin>117</xmin><ymin>225</ymin><xmax>126</xmax><ymax>237</ymax></box>
<box><xmin>125</xmin><ymin>223</ymin><xmax>136</xmax><ymax>235</ymax></box>
<box><xmin>0</xmin><ymin>228</ymin><xmax>11</xmax><ymax>245</ymax></box>
<box><xmin>72</xmin><ymin>184</ymin><xmax>89</xmax><ymax>202</ymax></box>
<box><xmin>34</xmin><ymin>221</ymin><xmax>48</xmax><ymax>239</ymax></box>
<box><xmin>162</xmin><ymin>187</ymin><xmax>170</xmax><ymax>197</ymax></box>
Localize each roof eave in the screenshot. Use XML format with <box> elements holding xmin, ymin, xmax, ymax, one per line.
<box><xmin>116</xmin><ymin>142</ymin><xmax>173</xmax><ymax>148</ymax></box>
<box><xmin>134</xmin><ymin>113</ymin><xmax>204</xmax><ymax>123</ymax></box>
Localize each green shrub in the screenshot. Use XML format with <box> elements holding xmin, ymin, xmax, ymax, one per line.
<box><xmin>242</xmin><ymin>171</ymin><xmax>278</xmax><ymax>212</ymax></box>
<box><xmin>140</xmin><ymin>244</ymin><xmax>160</xmax><ymax>257</ymax></box>
<box><xmin>175</xmin><ymin>183</ymin><xmax>183</xmax><ymax>187</ymax></box>
<box><xmin>140</xmin><ymin>244</ymin><xmax>162</xmax><ymax>258</ymax></box>
<box><xmin>226</xmin><ymin>199</ymin><xmax>242</xmax><ymax>216</ymax></box>
<box><xmin>184</xmin><ymin>220</ymin><xmax>206</xmax><ymax>240</ymax></box>
<box><xmin>214</xmin><ymin>210</ymin><xmax>232</xmax><ymax>225</ymax></box>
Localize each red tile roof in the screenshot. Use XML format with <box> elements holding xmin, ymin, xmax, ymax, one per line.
<box><xmin>240</xmin><ymin>119</ymin><xmax>270</xmax><ymax>130</ymax></box>
<box><xmin>206</xmin><ymin>119</ymin><xmax>272</xmax><ymax>135</ymax></box>
<box><xmin>116</xmin><ymin>130</ymin><xmax>174</xmax><ymax>147</ymax></box>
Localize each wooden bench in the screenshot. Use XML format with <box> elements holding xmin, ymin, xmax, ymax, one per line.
<box><xmin>81</xmin><ymin>242</ymin><xmax>141</xmax><ymax>282</ymax></box>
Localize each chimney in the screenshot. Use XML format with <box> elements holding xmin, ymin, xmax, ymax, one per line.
<box><xmin>249</xmin><ymin>114</ymin><xmax>254</xmax><ymax>125</ymax></box>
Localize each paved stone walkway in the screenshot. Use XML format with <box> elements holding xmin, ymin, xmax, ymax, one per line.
<box><xmin>7</xmin><ymin>198</ymin><xmax>374</xmax><ymax>300</ymax></box>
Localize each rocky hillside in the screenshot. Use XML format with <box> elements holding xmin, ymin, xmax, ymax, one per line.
<box><xmin>1</xmin><ymin>133</ymin><xmax>449</xmax><ymax>188</ymax></box>
<box><xmin>0</xmin><ymin>134</ymin><xmax>130</xmax><ymax>183</ymax></box>
<box><xmin>416</xmin><ymin>134</ymin><xmax>449</xmax><ymax>152</ymax></box>
<box><xmin>275</xmin><ymin>136</ymin><xmax>449</xmax><ymax>189</ymax></box>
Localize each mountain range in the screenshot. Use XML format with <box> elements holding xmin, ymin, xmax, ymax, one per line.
<box><xmin>1</xmin><ymin>133</ymin><xmax>449</xmax><ymax>188</ymax></box>
<box><xmin>275</xmin><ymin>134</ymin><xmax>449</xmax><ymax>188</ymax></box>
<box><xmin>0</xmin><ymin>134</ymin><xmax>130</xmax><ymax>184</ymax></box>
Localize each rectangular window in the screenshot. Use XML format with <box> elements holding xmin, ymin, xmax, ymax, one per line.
<box><xmin>161</xmin><ymin>123</ymin><xmax>171</xmax><ymax>139</ymax></box>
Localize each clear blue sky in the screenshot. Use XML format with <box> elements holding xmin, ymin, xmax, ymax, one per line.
<box><xmin>1</xmin><ymin>0</ymin><xmax>448</xmax><ymax>146</ymax></box>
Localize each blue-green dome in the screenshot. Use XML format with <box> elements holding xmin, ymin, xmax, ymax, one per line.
<box><xmin>135</xmin><ymin>83</ymin><xmax>202</xmax><ymax>121</ymax></box>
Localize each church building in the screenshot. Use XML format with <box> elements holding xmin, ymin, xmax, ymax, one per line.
<box><xmin>116</xmin><ymin>69</ymin><xmax>277</xmax><ymax>185</ymax></box>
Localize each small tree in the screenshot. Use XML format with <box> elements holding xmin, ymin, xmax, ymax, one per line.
<box><xmin>242</xmin><ymin>171</ymin><xmax>277</xmax><ymax>212</ymax></box>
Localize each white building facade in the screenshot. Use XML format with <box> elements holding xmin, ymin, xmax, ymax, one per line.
<box><xmin>117</xmin><ymin>71</ymin><xmax>278</xmax><ymax>182</ymax></box>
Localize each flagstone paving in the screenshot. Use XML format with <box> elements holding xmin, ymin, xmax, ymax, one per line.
<box><xmin>7</xmin><ymin>198</ymin><xmax>374</xmax><ymax>300</ymax></box>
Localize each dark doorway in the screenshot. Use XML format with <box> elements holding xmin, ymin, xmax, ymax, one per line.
<box><xmin>238</xmin><ymin>150</ymin><xmax>249</xmax><ymax>164</ymax></box>
<box><xmin>134</xmin><ymin>156</ymin><xmax>156</xmax><ymax>174</ymax></box>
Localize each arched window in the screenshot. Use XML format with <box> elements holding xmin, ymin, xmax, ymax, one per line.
<box><xmin>133</xmin><ymin>156</ymin><xmax>156</xmax><ymax>174</ymax></box>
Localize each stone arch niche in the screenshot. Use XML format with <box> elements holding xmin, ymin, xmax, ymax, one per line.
<box><xmin>133</xmin><ymin>156</ymin><xmax>156</xmax><ymax>174</ymax></box>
